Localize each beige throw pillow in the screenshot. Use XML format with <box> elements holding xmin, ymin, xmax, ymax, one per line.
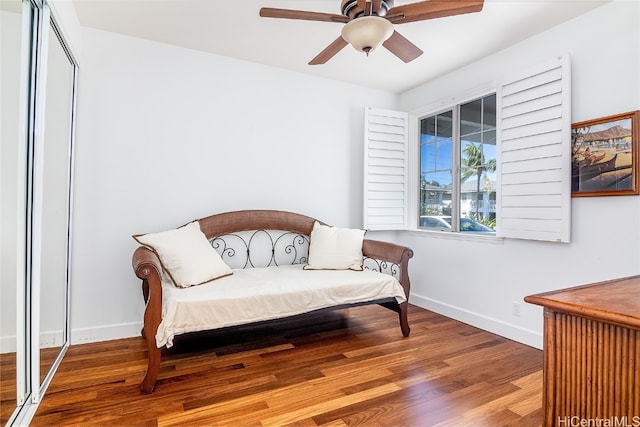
<box><xmin>133</xmin><ymin>221</ymin><xmax>232</xmax><ymax>288</ymax></box>
<box><xmin>305</xmin><ymin>221</ymin><xmax>365</xmax><ymax>271</ymax></box>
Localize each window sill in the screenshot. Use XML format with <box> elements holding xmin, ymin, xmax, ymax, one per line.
<box><xmin>405</xmin><ymin>228</ymin><xmax>505</xmax><ymax>245</ymax></box>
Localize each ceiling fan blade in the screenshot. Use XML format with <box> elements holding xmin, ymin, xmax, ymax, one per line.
<box><xmin>309</xmin><ymin>37</ymin><xmax>349</xmax><ymax>65</ymax></box>
<box><xmin>383</xmin><ymin>31</ymin><xmax>424</xmax><ymax>63</ymax></box>
<box><xmin>387</xmin><ymin>0</ymin><xmax>484</xmax><ymax>24</ymax></box>
<box><xmin>260</xmin><ymin>7</ymin><xmax>350</xmax><ymax>23</ymax></box>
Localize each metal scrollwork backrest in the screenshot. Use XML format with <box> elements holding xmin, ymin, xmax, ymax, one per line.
<box><xmin>209</xmin><ymin>230</ymin><xmax>309</xmax><ymax>269</ymax></box>
<box><xmin>209</xmin><ymin>229</ymin><xmax>401</xmax><ymax>279</ymax></box>
<box><xmin>363</xmin><ymin>257</ymin><xmax>400</xmax><ymax>280</ymax></box>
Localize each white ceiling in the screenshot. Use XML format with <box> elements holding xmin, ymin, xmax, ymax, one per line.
<box><xmin>72</xmin><ymin>0</ymin><xmax>609</xmax><ymax>93</ymax></box>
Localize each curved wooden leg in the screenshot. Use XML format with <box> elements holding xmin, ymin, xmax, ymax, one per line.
<box><xmin>399</xmin><ymin>301</ymin><xmax>410</xmax><ymax>337</ymax></box>
<box><xmin>141</xmin><ymin>339</ymin><xmax>160</xmax><ymax>394</ymax></box>
<box><xmin>139</xmin><ymin>273</ymin><xmax>163</xmax><ymax>394</ymax></box>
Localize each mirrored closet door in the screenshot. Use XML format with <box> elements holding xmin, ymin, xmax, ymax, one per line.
<box><xmin>1</xmin><ymin>0</ymin><xmax>33</xmax><ymax>423</ymax></box>
<box><xmin>0</xmin><ymin>0</ymin><xmax>78</xmax><ymax>424</ymax></box>
<box><xmin>34</xmin><ymin>4</ymin><xmax>77</xmax><ymax>395</ymax></box>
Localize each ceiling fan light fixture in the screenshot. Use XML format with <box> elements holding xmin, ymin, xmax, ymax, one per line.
<box><xmin>341</xmin><ymin>16</ymin><xmax>393</xmax><ymax>55</ymax></box>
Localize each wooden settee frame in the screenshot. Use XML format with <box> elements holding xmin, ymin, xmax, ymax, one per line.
<box><xmin>132</xmin><ymin>210</ymin><xmax>413</xmax><ymax>393</ymax></box>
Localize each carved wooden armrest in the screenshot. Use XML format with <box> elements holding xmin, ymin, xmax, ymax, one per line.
<box><xmin>133</xmin><ymin>246</ymin><xmax>161</xmax><ymax>280</ymax></box>
<box><xmin>362</xmin><ymin>239</ymin><xmax>413</xmax><ymax>338</ymax></box>
<box><xmin>133</xmin><ymin>246</ymin><xmax>162</xmax><ymax>304</ymax></box>
<box><xmin>362</xmin><ymin>239</ymin><xmax>414</xmax><ymax>298</ymax></box>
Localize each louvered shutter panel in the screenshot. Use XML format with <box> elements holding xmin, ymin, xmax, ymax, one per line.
<box><xmin>497</xmin><ymin>55</ymin><xmax>571</xmax><ymax>242</ymax></box>
<box><xmin>364</xmin><ymin>107</ymin><xmax>409</xmax><ymax>230</ymax></box>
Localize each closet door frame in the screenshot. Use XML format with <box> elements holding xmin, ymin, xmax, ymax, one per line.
<box><xmin>7</xmin><ymin>0</ymin><xmax>78</xmax><ymax>424</ymax></box>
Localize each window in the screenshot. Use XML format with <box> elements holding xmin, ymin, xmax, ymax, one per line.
<box><xmin>364</xmin><ymin>55</ymin><xmax>571</xmax><ymax>242</ymax></box>
<box><xmin>419</xmin><ymin>94</ymin><xmax>497</xmax><ymax>233</ymax></box>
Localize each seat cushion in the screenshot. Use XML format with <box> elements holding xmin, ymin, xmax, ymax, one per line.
<box><xmin>156</xmin><ymin>264</ymin><xmax>406</xmax><ymax>348</ymax></box>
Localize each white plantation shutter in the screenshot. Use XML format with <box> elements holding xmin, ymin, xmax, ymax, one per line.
<box><xmin>497</xmin><ymin>55</ymin><xmax>572</xmax><ymax>242</ymax></box>
<box><xmin>364</xmin><ymin>107</ymin><xmax>409</xmax><ymax>230</ymax></box>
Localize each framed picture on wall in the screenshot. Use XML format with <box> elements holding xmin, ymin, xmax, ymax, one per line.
<box><xmin>571</xmin><ymin>110</ymin><xmax>639</xmax><ymax>197</ymax></box>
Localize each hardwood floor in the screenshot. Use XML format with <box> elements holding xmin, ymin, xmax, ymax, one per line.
<box><xmin>29</xmin><ymin>304</ymin><xmax>543</xmax><ymax>426</ymax></box>
<box><xmin>1</xmin><ymin>347</ymin><xmax>63</xmax><ymax>424</ymax></box>
<box><xmin>1</xmin><ymin>351</ymin><xmax>17</xmax><ymax>424</ymax></box>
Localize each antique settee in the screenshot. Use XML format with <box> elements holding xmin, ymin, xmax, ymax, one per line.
<box><xmin>132</xmin><ymin>210</ymin><xmax>413</xmax><ymax>393</ymax></box>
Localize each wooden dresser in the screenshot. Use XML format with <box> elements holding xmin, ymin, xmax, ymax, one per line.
<box><xmin>525</xmin><ymin>276</ymin><xmax>640</xmax><ymax>427</ymax></box>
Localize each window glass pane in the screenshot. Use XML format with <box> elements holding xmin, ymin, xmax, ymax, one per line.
<box><xmin>420</xmin><ymin>110</ymin><xmax>453</xmax><ymax>229</ymax></box>
<box><xmin>483</xmin><ymin>94</ymin><xmax>496</xmax><ymax>130</ymax></box>
<box><xmin>459</xmin><ymin>94</ymin><xmax>496</xmax><ymax>233</ymax></box>
<box><xmin>436</xmin><ymin>138</ymin><xmax>452</xmax><ymax>171</ymax></box>
<box><xmin>420</xmin><ymin>140</ymin><xmax>435</xmax><ymax>171</ymax></box>
<box><xmin>460</xmin><ymin>98</ymin><xmax>482</xmax><ymax>136</ymax></box>
<box><xmin>484</xmin><ymin>129</ymin><xmax>496</xmax><ymax>145</ymax></box>
<box><xmin>463</xmin><ymin>132</ymin><xmax>482</xmax><ymax>143</ymax></box>
<box><xmin>483</xmin><ymin>142</ymin><xmax>497</xmax><ymax>163</ymax></box>
<box><xmin>437</xmin><ymin>111</ymin><xmax>453</xmax><ymax>138</ymax></box>
<box><xmin>420</xmin><ymin>116</ymin><xmax>435</xmax><ymax>139</ymax></box>
<box><xmin>459</xmin><ymin>217</ymin><xmax>494</xmax><ymax>232</ymax></box>
<box><xmin>420</xmin><ymin>172</ymin><xmax>452</xmax><ymax>226</ymax></box>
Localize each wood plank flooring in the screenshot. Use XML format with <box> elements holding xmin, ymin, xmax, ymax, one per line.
<box><xmin>28</xmin><ymin>304</ymin><xmax>543</xmax><ymax>426</ymax></box>
<box><xmin>1</xmin><ymin>347</ymin><xmax>63</xmax><ymax>424</ymax></box>
<box><xmin>0</xmin><ymin>351</ymin><xmax>17</xmax><ymax>424</ymax></box>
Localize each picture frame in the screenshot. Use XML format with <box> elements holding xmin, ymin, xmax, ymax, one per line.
<box><xmin>571</xmin><ymin>110</ymin><xmax>639</xmax><ymax>197</ymax></box>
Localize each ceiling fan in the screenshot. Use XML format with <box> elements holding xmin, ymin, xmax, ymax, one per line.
<box><xmin>259</xmin><ymin>0</ymin><xmax>484</xmax><ymax>65</ymax></box>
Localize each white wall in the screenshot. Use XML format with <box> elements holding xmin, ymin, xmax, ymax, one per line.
<box><xmin>70</xmin><ymin>28</ymin><xmax>397</xmax><ymax>343</ymax></box>
<box><xmin>396</xmin><ymin>0</ymin><xmax>640</xmax><ymax>348</ymax></box>
<box><xmin>0</xmin><ymin>9</ymin><xmax>22</xmax><ymax>353</ymax></box>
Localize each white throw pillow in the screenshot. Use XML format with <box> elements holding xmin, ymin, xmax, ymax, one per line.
<box><xmin>133</xmin><ymin>221</ymin><xmax>232</xmax><ymax>288</ymax></box>
<box><xmin>305</xmin><ymin>221</ymin><xmax>365</xmax><ymax>271</ymax></box>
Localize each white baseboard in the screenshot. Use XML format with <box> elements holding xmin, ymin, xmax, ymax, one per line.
<box><xmin>410</xmin><ymin>293</ymin><xmax>543</xmax><ymax>350</ymax></box>
<box><xmin>3</xmin><ymin>323</ymin><xmax>143</xmax><ymax>350</ymax></box>
<box><xmin>40</xmin><ymin>330</ymin><xmax>65</xmax><ymax>349</ymax></box>
<box><xmin>70</xmin><ymin>321</ymin><xmax>143</xmax><ymax>345</ymax></box>
<box><xmin>0</xmin><ymin>330</ymin><xmax>64</xmax><ymax>353</ymax></box>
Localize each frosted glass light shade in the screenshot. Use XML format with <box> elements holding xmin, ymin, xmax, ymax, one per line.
<box><xmin>341</xmin><ymin>16</ymin><xmax>394</xmax><ymax>54</ymax></box>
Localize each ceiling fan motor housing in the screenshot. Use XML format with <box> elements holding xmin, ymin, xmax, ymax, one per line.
<box><xmin>341</xmin><ymin>0</ymin><xmax>394</xmax><ymax>19</ymax></box>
